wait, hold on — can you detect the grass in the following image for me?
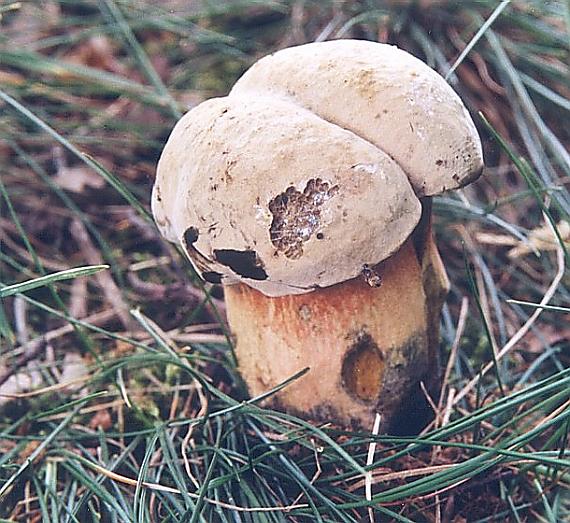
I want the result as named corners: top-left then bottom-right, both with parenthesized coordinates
top-left (0, 0), bottom-right (569, 521)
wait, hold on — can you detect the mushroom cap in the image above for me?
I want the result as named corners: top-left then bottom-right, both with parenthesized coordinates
top-left (152, 40), bottom-right (484, 297)
top-left (231, 39), bottom-right (483, 196)
top-left (152, 95), bottom-right (420, 296)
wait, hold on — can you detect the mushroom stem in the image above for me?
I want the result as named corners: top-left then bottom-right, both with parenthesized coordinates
top-left (225, 201), bottom-right (448, 429)
top-left (413, 198), bottom-right (450, 386)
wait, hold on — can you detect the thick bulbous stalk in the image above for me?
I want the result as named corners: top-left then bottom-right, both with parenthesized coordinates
top-left (225, 198), bottom-right (449, 430)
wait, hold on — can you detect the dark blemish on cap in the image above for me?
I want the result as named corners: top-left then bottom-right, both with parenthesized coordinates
top-left (214, 249), bottom-right (268, 280)
top-left (183, 227), bottom-right (199, 247)
top-left (202, 271), bottom-right (223, 284)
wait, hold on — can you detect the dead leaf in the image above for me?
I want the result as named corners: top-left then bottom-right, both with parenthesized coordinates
top-left (52, 164), bottom-right (105, 193)
top-left (89, 409), bottom-right (113, 431)
top-left (522, 321), bottom-right (570, 353)
top-left (5, 1), bottom-right (60, 46)
top-left (0, 368), bottom-right (42, 409)
top-left (476, 220), bottom-right (570, 258)
top-left (508, 220), bottom-right (570, 258)
top-left (64, 35), bottom-right (127, 75)
top-left (60, 353), bottom-right (89, 391)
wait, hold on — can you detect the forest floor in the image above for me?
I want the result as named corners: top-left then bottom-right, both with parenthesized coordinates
top-left (1, 1), bottom-right (569, 521)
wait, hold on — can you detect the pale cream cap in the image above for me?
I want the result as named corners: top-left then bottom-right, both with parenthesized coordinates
top-left (232, 39), bottom-right (483, 196)
top-left (153, 40), bottom-right (484, 296)
top-left (152, 95), bottom-right (420, 296)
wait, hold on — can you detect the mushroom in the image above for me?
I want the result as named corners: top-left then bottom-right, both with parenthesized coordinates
top-left (152, 40), bottom-right (483, 429)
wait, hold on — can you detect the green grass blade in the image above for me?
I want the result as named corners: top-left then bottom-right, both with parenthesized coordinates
top-left (0, 265), bottom-right (109, 298)
top-left (0, 404), bottom-right (82, 500)
top-left (99, 0), bottom-right (182, 119)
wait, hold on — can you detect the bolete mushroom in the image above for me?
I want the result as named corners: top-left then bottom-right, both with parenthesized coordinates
top-left (152, 40), bottom-right (483, 429)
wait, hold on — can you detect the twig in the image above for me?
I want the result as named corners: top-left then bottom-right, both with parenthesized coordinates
top-left (12, 308), bottom-right (116, 359)
top-left (420, 381), bottom-right (439, 416)
top-left (0, 375), bottom-right (90, 399)
top-left (13, 296), bottom-right (29, 344)
top-left (0, 340), bottom-right (46, 388)
top-left (69, 277), bottom-right (88, 318)
top-left (127, 271), bottom-right (226, 315)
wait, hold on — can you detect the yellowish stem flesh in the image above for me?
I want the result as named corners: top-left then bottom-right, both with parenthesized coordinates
top-left (225, 214), bottom-right (448, 429)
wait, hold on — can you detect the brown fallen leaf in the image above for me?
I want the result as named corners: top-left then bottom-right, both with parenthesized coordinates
top-left (5, 1), bottom-right (60, 46)
top-left (0, 369), bottom-right (43, 408)
top-left (52, 164), bottom-right (106, 193)
top-left (60, 353), bottom-right (89, 391)
top-left (63, 35), bottom-right (127, 76)
top-left (522, 321), bottom-right (570, 353)
top-left (89, 409), bottom-right (113, 431)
